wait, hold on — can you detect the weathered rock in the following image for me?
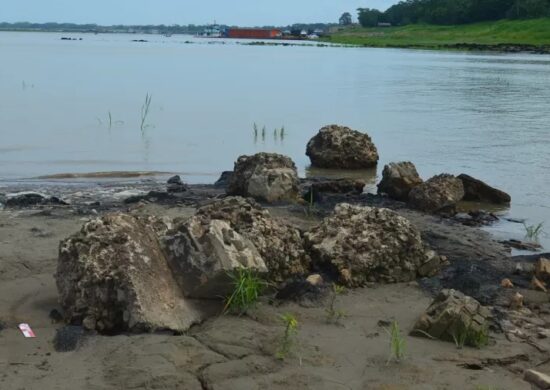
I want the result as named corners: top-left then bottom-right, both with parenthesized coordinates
top-left (501, 278), bottom-right (514, 288)
top-left (535, 258), bottom-right (550, 284)
top-left (532, 276), bottom-right (547, 292)
top-left (412, 289), bottom-right (490, 345)
top-left (377, 162), bottom-right (423, 201)
top-left (309, 178), bottom-right (366, 194)
top-left (306, 274), bottom-right (324, 286)
top-left (227, 153), bottom-right (299, 203)
top-left (458, 174), bottom-right (511, 204)
top-left (163, 218), bottom-right (267, 299)
top-left (4, 192), bottom-right (67, 207)
top-left (304, 204), bottom-right (442, 286)
top-left (408, 174), bottom-right (465, 213)
top-left (510, 292), bottom-right (524, 310)
top-left (124, 190), bottom-right (176, 204)
top-left (214, 171), bottom-right (233, 188)
top-left (524, 369), bottom-right (550, 389)
top-left (306, 125), bottom-right (379, 169)
top-left (166, 175), bottom-right (188, 193)
top-left (166, 197), bottom-right (310, 284)
top-left (56, 213), bottom-right (205, 333)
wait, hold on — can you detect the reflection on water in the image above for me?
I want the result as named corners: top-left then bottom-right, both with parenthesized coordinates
top-left (1, 31), bottom-right (550, 248)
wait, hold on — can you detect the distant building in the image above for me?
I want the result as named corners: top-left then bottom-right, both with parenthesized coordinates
top-left (226, 28), bottom-right (281, 39)
top-left (377, 22), bottom-right (392, 27)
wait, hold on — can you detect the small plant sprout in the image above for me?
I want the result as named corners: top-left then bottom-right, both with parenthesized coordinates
top-left (280, 126), bottom-right (285, 139)
top-left (386, 320), bottom-right (406, 364)
top-left (223, 268), bottom-right (267, 316)
top-left (261, 126), bottom-right (266, 139)
top-left (253, 122), bottom-right (258, 137)
top-left (325, 284), bottom-right (346, 324)
top-left (451, 322), bottom-right (489, 349)
top-left (108, 111), bottom-right (113, 129)
top-left (140, 92), bottom-right (153, 132)
top-left (276, 313), bottom-right (299, 360)
top-left (524, 222), bottom-right (544, 242)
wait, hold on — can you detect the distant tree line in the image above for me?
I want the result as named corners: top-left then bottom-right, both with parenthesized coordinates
top-left (358, 0), bottom-right (550, 27)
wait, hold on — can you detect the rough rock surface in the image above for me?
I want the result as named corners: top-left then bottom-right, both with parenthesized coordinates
top-left (304, 204), bottom-right (442, 286)
top-left (412, 289), bottom-right (490, 345)
top-left (166, 175), bottom-right (188, 193)
top-left (377, 161), bottom-right (423, 201)
top-left (458, 174), bottom-right (511, 204)
top-left (408, 174), bottom-right (465, 213)
top-left (56, 213), bottom-right (205, 333)
top-left (535, 258), bottom-right (550, 284)
top-left (167, 197), bottom-right (311, 284)
top-left (163, 217), bottom-right (267, 298)
top-left (227, 153), bottom-right (299, 203)
top-left (306, 125), bottom-right (379, 169)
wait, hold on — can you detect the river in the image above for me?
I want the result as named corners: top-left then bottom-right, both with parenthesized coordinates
top-left (1, 31), bottom-right (549, 248)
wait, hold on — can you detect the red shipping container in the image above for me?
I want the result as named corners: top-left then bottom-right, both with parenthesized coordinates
top-left (227, 28), bottom-right (281, 39)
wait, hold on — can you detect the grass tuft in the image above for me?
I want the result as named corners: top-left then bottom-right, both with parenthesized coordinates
top-left (325, 284), bottom-right (346, 324)
top-left (276, 313), bottom-right (299, 360)
top-left (386, 320), bottom-right (406, 364)
top-left (524, 222), bottom-right (544, 241)
top-left (223, 268), bottom-right (267, 316)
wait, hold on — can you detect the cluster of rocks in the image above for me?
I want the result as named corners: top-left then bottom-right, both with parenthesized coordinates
top-left (376, 161), bottom-right (510, 215)
top-left (0, 192), bottom-right (67, 208)
top-left (56, 198), bottom-right (446, 333)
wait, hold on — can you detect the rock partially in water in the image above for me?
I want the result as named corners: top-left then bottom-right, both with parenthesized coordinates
top-left (302, 178), bottom-right (366, 203)
top-left (408, 174), bottom-right (465, 214)
top-left (123, 190), bottom-right (176, 204)
top-left (377, 161), bottom-right (423, 201)
top-left (453, 210), bottom-right (499, 227)
top-left (306, 125), bottom-right (379, 169)
top-left (304, 203), bottom-right (442, 286)
top-left (458, 174), bottom-right (511, 204)
top-left (56, 213), bottom-right (205, 333)
top-left (535, 258), bottom-right (550, 284)
top-left (163, 217), bottom-right (267, 299)
top-left (412, 289), bottom-right (490, 345)
top-left (166, 175), bottom-right (188, 193)
top-left (227, 153), bottom-right (299, 203)
top-left (5, 192), bottom-right (68, 207)
top-left (181, 197), bottom-right (311, 283)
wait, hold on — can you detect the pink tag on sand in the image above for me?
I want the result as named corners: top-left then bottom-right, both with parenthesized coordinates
top-left (18, 323), bottom-right (36, 338)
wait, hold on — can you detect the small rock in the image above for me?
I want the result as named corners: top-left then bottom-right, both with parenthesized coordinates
top-left (166, 175), bottom-right (187, 193)
top-left (458, 174), bottom-right (511, 204)
top-left (500, 239), bottom-right (542, 252)
top-left (510, 292), bottom-right (524, 310)
top-left (524, 369), bottom-right (550, 389)
top-left (532, 276), bottom-right (547, 292)
top-left (306, 125), bottom-right (379, 169)
top-left (227, 153), bottom-right (300, 203)
top-left (535, 258), bottom-right (550, 284)
top-left (412, 289), bottom-right (490, 345)
top-left (214, 171), bottom-right (233, 188)
top-left (377, 161), bottom-right (423, 201)
top-left (306, 274), bottom-right (324, 286)
top-left (501, 278), bottom-right (514, 288)
top-left (408, 174), bottom-right (465, 214)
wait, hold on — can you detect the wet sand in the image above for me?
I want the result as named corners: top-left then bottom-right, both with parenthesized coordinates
top-left (0, 183), bottom-right (548, 390)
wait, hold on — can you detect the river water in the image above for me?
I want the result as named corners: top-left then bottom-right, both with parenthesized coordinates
top-left (1, 31), bottom-right (549, 247)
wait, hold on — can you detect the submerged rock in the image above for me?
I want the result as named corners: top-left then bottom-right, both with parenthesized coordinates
top-left (412, 289), bottom-right (491, 345)
top-left (304, 204), bottom-right (442, 286)
top-left (458, 174), bottom-right (511, 204)
top-left (169, 197), bottom-right (311, 283)
top-left (306, 125), bottom-right (379, 169)
top-left (227, 153), bottom-right (299, 203)
top-left (408, 174), bottom-right (465, 214)
top-left (56, 213), bottom-right (205, 333)
top-left (377, 161), bottom-right (423, 201)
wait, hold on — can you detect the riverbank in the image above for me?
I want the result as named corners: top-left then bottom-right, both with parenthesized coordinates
top-left (324, 18), bottom-right (550, 53)
top-left (0, 177), bottom-right (549, 389)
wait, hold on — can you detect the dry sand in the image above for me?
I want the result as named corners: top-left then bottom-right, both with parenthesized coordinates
top-left (0, 196), bottom-right (547, 390)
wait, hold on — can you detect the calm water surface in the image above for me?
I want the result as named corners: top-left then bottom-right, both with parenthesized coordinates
top-left (1, 32), bottom-right (549, 247)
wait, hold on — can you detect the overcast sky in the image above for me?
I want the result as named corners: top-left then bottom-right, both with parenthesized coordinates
top-left (3, 0), bottom-right (398, 26)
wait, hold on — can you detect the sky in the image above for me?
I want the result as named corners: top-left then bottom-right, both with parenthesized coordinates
top-left (2, 0), bottom-right (398, 26)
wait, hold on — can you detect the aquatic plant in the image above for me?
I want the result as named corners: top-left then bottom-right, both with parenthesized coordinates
top-left (325, 284), bottom-right (346, 324)
top-left (223, 268), bottom-right (267, 316)
top-left (276, 313), bottom-right (299, 360)
top-left (261, 126), bottom-right (266, 140)
top-left (524, 222), bottom-right (544, 241)
top-left (140, 93), bottom-right (152, 132)
top-left (108, 111), bottom-right (113, 130)
top-left (280, 126), bottom-right (285, 140)
top-left (253, 122), bottom-right (258, 137)
top-left (386, 320), bottom-right (406, 364)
